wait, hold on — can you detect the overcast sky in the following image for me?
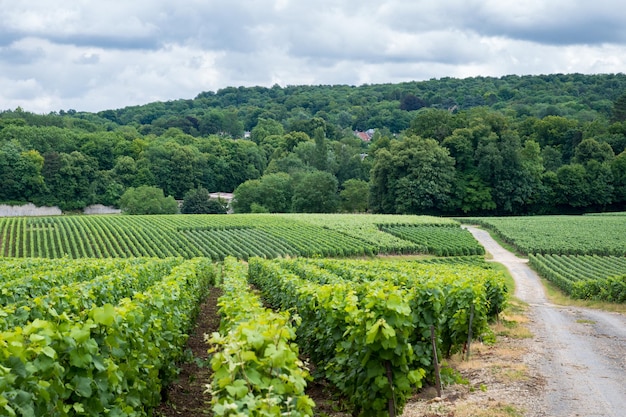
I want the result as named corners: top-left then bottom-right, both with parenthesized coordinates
top-left (2, 0), bottom-right (626, 114)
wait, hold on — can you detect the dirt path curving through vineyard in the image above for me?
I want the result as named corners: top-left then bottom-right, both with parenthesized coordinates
top-left (464, 226), bottom-right (626, 417)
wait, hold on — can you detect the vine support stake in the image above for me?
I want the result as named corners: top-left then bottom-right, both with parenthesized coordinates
top-left (430, 325), bottom-right (442, 397)
top-left (385, 360), bottom-right (396, 417)
top-left (466, 303), bottom-right (475, 361)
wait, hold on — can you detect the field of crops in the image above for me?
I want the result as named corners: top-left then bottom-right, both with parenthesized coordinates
top-left (0, 251), bottom-right (507, 416)
top-left (244, 256), bottom-right (507, 416)
top-left (462, 216), bottom-right (626, 256)
top-left (0, 214), bottom-right (470, 260)
top-left (461, 215), bottom-right (626, 302)
top-left (0, 256), bottom-right (214, 416)
top-left (379, 224), bottom-right (485, 256)
top-left (529, 254), bottom-right (626, 302)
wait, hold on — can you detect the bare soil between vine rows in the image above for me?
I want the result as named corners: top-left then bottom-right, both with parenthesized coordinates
top-left (155, 287), bottom-right (222, 416)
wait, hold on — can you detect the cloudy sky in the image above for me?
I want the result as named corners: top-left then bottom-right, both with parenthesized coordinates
top-left (2, 0), bottom-right (626, 114)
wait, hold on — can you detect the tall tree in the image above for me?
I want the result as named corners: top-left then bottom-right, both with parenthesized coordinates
top-left (119, 186), bottom-right (178, 214)
top-left (292, 171), bottom-right (339, 213)
top-left (312, 127), bottom-right (328, 171)
top-left (339, 179), bottom-right (369, 213)
top-left (181, 186), bottom-right (226, 214)
top-left (369, 136), bottom-right (456, 214)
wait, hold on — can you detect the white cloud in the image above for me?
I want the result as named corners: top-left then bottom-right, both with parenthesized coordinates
top-left (0, 1), bottom-right (625, 113)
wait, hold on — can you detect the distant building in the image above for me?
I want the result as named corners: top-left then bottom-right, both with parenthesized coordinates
top-left (210, 192), bottom-right (234, 213)
top-left (209, 192), bottom-right (233, 204)
top-left (354, 129), bottom-right (375, 142)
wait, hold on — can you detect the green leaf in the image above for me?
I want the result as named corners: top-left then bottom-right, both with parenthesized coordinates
top-left (365, 319), bottom-right (381, 344)
top-left (387, 293), bottom-right (410, 315)
top-left (73, 376), bottom-right (93, 398)
top-left (41, 346), bottom-right (56, 359)
top-left (225, 379), bottom-right (248, 399)
top-left (92, 304), bottom-right (116, 326)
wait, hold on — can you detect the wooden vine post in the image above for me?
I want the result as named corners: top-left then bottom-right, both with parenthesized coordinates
top-left (385, 360), bottom-right (396, 417)
top-left (466, 303), bottom-right (475, 361)
top-left (430, 325), bottom-right (442, 397)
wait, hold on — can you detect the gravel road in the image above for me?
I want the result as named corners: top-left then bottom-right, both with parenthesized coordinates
top-left (464, 226), bottom-right (626, 417)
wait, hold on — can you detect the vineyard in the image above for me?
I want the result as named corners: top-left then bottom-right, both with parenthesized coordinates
top-left (379, 224), bottom-right (485, 256)
top-left (462, 215), bottom-right (626, 256)
top-left (462, 215), bottom-right (626, 303)
top-left (0, 257), bottom-right (214, 416)
top-left (0, 214), bottom-right (467, 260)
top-left (529, 254), bottom-right (626, 302)
top-left (243, 256), bottom-right (507, 416)
top-left (9, 211), bottom-right (626, 415)
top-left (0, 247), bottom-right (508, 416)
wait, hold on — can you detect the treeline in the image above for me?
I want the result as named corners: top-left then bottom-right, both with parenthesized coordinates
top-left (1, 73), bottom-right (626, 214)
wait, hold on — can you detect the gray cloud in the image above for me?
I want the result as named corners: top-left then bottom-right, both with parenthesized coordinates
top-left (0, 1), bottom-right (625, 113)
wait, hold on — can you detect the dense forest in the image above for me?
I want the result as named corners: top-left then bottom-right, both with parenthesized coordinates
top-left (1, 73), bottom-right (626, 215)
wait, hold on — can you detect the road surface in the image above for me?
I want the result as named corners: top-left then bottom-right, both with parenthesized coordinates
top-left (464, 226), bottom-right (626, 417)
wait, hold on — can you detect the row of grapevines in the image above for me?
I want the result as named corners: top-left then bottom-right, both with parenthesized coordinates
top-left (278, 213), bottom-right (456, 253)
top-left (206, 257), bottom-right (314, 416)
top-left (0, 258), bottom-right (154, 305)
top-left (416, 255), bottom-right (491, 268)
top-left (0, 258), bottom-right (214, 416)
top-left (379, 224), bottom-right (485, 256)
top-left (0, 214), bottom-right (469, 260)
top-left (529, 254), bottom-right (626, 302)
top-left (462, 216), bottom-right (626, 256)
top-left (248, 257), bottom-right (507, 416)
top-left (274, 258), bottom-right (506, 352)
top-left (1, 258), bottom-right (182, 331)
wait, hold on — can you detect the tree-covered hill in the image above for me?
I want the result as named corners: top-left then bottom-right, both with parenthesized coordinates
top-left (1, 73), bottom-right (626, 215)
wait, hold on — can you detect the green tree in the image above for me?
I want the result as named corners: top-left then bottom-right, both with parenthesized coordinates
top-left (119, 186), bottom-right (178, 214)
top-left (476, 133), bottom-right (538, 214)
top-left (555, 164), bottom-right (590, 208)
top-left (369, 148), bottom-right (396, 213)
top-left (611, 151), bottom-right (626, 205)
top-left (88, 171), bottom-right (124, 207)
top-left (312, 127), bottom-right (328, 171)
top-left (232, 179), bottom-right (262, 213)
top-left (145, 140), bottom-right (200, 198)
top-left (250, 118), bottom-right (284, 144)
top-left (112, 156), bottom-right (139, 187)
top-left (232, 173), bottom-right (293, 213)
top-left (450, 172), bottom-right (495, 214)
top-left (339, 179), bottom-right (369, 212)
top-left (181, 186), bottom-right (228, 214)
top-left (0, 142), bottom-right (45, 203)
top-left (407, 109), bottom-right (457, 142)
top-left (370, 136), bottom-right (456, 214)
top-left (585, 160), bottom-right (614, 209)
top-left (533, 116), bottom-right (581, 163)
top-left (611, 92), bottom-right (626, 122)
top-left (292, 171), bottom-right (339, 213)
top-left (42, 151), bottom-right (97, 210)
top-left (573, 138), bottom-right (614, 165)
top-left (257, 173), bottom-right (293, 213)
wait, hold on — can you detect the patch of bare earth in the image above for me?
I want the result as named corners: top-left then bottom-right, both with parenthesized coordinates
top-left (155, 287), bottom-right (223, 417)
